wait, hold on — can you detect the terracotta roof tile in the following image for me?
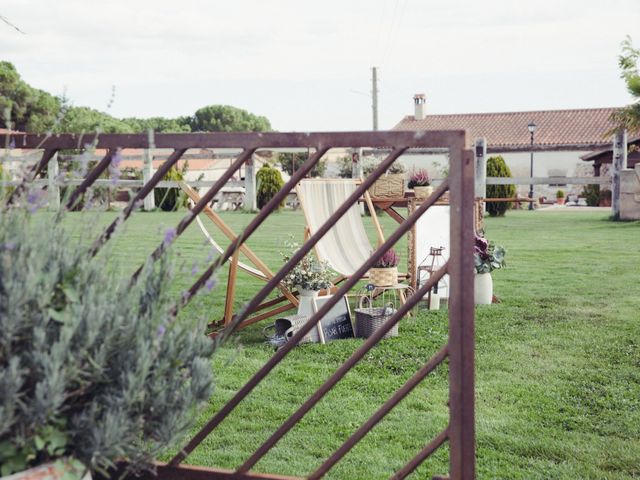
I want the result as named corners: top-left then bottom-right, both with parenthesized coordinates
top-left (392, 107), bottom-right (624, 150)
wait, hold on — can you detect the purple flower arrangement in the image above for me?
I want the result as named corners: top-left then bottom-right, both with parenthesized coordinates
top-left (373, 248), bottom-right (400, 268)
top-left (474, 233), bottom-right (506, 274)
top-left (408, 169), bottom-right (431, 188)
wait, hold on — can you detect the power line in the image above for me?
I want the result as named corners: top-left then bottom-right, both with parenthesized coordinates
top-left (0, 14), bottom-right (26, 34)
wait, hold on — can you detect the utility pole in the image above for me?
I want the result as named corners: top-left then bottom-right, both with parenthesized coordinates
top-left (372, 67), bottom-right (379, 131)
top-left (612, 129), bottom-right (627, 220)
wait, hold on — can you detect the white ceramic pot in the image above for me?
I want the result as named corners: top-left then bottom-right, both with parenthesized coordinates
top-left (297, 287), bottom-right (320, 298)
top-left (474, 272), bottom-right (493, 305)
top-left (413, 185), bottom-right (434, 199)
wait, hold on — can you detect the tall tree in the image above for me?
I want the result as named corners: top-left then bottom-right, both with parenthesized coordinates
top-left (122, 116), bottom-right (191, 133)
top-left (0, 61), bottom-right (61, 132)
top-left (56, 106), bottom-right (133, 134)
top-left (279, 152), bottom-right (326, 178)
top-left (186, 105), bottom-right (271, 132)
top-left (611, 36), bottom-right (640, 130)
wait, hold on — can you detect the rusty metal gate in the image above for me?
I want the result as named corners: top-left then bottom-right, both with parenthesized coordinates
top-left (6, 131), bottom-right (475, 479)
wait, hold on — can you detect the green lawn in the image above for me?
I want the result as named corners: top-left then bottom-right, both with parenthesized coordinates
top-left (68, 208), bottom-right (640, 479)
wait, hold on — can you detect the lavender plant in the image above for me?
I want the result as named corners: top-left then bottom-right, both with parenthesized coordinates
top-left (0, 206), bottom-right (215, 476)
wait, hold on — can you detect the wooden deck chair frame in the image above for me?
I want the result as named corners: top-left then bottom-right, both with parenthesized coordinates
top-left (180, 182), bottom-right (299, 330)
top-left (296, 178), bottom-right (386, 285)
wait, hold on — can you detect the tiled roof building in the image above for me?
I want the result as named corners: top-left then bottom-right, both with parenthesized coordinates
top-left (393, 96), bottom-right (623, 152)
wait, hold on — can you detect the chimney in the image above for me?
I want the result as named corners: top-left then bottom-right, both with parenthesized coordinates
top-left (413, 93), bottom-right (426, 121)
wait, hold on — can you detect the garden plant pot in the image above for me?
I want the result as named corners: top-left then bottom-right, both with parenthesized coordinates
top-left (297, 287), bottom-right (320, 298)
top-left (5, 460), bottom-right (91, 480)
top-left (474, 272), bottom-right (493, 305)
top-left (413, 185), bottom-right (434, 199)
top-left (369, 267), bottom-right (398, 287)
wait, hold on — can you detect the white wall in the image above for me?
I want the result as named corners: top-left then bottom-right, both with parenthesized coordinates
top-left (387, 150), bottom-right (596, 199)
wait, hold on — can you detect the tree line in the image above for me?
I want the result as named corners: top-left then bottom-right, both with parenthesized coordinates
top-left (0, 61), bottom-right (271, 134)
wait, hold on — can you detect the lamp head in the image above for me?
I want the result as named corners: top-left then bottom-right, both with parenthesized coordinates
top-left (527, 121), bottom-right (537, 134)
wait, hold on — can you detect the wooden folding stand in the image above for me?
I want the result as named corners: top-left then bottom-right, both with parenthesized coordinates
top-left (180, 183), bottom-right (299, 332)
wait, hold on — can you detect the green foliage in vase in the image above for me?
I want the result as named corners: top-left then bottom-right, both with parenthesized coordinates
top-left (256, 164), bottom-right (284, 210)
top-left (0, 208), bottom-right (215, 476)
top-left (280, 236), bottom-right (333, 291)
top-left (486, 155), bottom-right (515, 217)
top-left (362, 157), bottom-right (405, 177)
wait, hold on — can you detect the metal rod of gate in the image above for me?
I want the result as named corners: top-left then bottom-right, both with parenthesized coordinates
top-left (4, 148), bottom-right (58, 207)
top-left (129, 148), bottom-right (257, 279)
top-left (237, 262), bottom-right (450, 473)
top-left (308, 345), bottom-right (449, 479)
top-left (89, 148), bottom-right (188, 256)
top-left (168, 147), bottom-right (413, 465)
top-left (178, 146), bottom-right (333, 309)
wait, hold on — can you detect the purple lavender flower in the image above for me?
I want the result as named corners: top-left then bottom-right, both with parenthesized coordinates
top-left (205, 277), bottom-right (217, 292)
top-left (156, 324), bottom-right (166, 338)
top-left (191, 263), bottom-right (199, 276)
top-left (109, 151), bottom-right (123, 185)
top-left (408, 168), bottom-right (431, 188)
top-left (26, 189), bottom-right (46, 213)
top-left (163, 228), bottom-right (177, 247)
top-left (2, 241), bottom-right (16, 251)
top-left (111, 150), bottom-right (123, 167)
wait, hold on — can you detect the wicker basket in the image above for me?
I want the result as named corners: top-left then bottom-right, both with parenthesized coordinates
top-left (355, 306), bottom-right (398, 339)
top-left (369, 174), bottom-right (404, 198)
top-left (369, 266), bottom-right (398, 287)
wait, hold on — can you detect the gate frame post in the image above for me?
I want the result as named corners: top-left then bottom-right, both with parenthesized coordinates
top-left (447, 146), bottom-right (476, 479)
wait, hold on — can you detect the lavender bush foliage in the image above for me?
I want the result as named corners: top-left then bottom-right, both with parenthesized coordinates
top-left (0, 207), bottom-right (215, 476)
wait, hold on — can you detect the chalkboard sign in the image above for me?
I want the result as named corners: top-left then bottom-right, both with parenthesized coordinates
top-left (314, 295), bottom-right (354, 341)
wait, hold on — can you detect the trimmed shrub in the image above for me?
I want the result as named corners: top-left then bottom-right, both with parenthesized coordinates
top-left (486, 156), bottom-right (515, 217)
top-left (582, 184), bottom-right (600, 206)
top-left (256, 164), bottom-right (284, 210)
top-left (0, 208), bottom-right (215, 476)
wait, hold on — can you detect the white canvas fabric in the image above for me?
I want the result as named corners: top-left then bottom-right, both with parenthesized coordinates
top-left (297, 179), bottom-right (373, 276)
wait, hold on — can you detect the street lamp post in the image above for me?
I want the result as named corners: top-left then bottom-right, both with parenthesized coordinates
top-left (528, 121), bottom-right (537, 210)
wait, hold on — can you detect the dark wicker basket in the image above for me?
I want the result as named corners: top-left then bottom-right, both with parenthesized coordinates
top-left (354, 306), bottom-right (398, 339)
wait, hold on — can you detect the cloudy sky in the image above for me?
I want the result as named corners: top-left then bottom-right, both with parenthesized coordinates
top-left (2, 0), bottom-right (640, 131)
